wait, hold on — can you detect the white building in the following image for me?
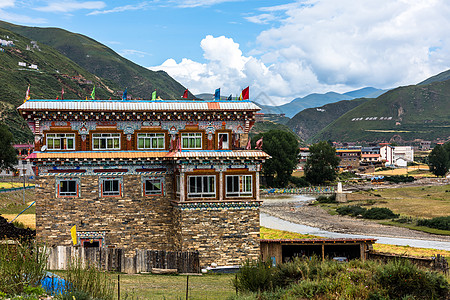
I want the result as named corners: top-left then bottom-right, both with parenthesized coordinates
top-left (380, 145), bottom-right (414, 167)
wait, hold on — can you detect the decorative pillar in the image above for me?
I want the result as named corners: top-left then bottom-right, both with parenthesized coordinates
top-left (219, 171), bottom-right (223, 201)
top-left (81, 135), bottom-right (87, 151)
top-left (180, 172), bottom-right (185, 202)
top-left (255, 172), bottom-right (260, 200)
top-left (126, 134), bottom-right (132, 150)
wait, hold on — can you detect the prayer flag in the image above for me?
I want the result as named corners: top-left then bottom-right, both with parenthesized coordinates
top-left (256, 137), bottom-right (263, 149)
top-left (24, 85), bottom-right (30, 103)
top-left (61, 87), bottom-right (64, 100)
top-left (227, 94), bottom-right (232, 100)
top-left (152, 90), bottom-right (157, 100)
top-left (70, 225), bottom-right (77, 245)
top-left (122, 88), bottom-right (127, 100)
top-left (90, 86), bottom-right (95, 100)
top-left (241, 86), bottom-right (249, 100)
top-left (214, 88), bottom-right (220, 101)
top-left (182, 89), bottom-right (188, 99)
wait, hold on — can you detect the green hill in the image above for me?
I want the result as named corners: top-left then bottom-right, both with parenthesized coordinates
top-left (0, 21), bottom-right (192, 100)
top-left (312, 79), bottom-right (450, 143)
top-left (0, 26), bottom-right (120, 142)
top-left (287, 98), bottom-right (370, 142)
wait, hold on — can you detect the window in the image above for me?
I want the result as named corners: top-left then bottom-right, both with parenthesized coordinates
top-left (92, 133), bottom-right (120, 150)
top-left (181, 133), bottom-right (202, 149)
top-left (226, 175), bottom-right (252, 197)
top-left (187, 175), bottom-right (215, 198)
top-left (56, 178), bottom-right (79, 197)
top-left (47, 133), bottom-right (75, 150)
top-left (100, 178), bottom-right (122, 196)
top-left (218, 133), bottom-right (229, 149)
top-left (144, 178), bottom-right (163, 195)
top-left (137, 133), bottom-right (165, 149)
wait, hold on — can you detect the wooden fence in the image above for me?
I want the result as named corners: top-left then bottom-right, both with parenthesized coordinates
top-left (47, 246), bottom-right (200, 274)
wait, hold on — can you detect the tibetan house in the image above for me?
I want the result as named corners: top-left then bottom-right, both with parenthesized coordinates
top-left (18, 99), bottom-right (269, 266)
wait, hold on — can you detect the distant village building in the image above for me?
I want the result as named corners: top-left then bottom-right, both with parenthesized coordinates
top-left (335, 147), bottom-right (361, 169)
top-left (0, 144), bottom-right (34, 176)
top-left (380, 145), bottom-right (414, 167)
top-left (18, 98), bottom-right (268, 267)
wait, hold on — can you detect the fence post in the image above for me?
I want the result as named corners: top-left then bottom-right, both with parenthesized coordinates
top-left (117, 274), bottom-right (120, 300)
top-left (186, 275), bottom-right (189, 300)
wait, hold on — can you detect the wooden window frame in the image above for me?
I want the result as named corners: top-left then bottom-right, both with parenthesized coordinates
top-left (186, 174), bottom-right (216, 198)
top-left (142, 176), bottom-right (164, 196)
top-left (92, 133), bottom-right (121, 150)
top-left (46, 133), bottom-right (76, 150)
top-left (181, 132), bottom-right (203, 150)
top-left (56, 177), bottom-right (80, 197)
top-left (137, 132), bottom-right (166, 150)
top-left (99, 177), bottom-right (123, 197)
top-left (225, 174), bottom-right (253, 197)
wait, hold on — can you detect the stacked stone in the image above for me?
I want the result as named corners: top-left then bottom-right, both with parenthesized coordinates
top-left (0, 214), bottom-right (35, 240)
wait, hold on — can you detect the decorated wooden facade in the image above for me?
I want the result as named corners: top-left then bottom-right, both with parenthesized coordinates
top-left (18, 99), bottom-right (268, 266)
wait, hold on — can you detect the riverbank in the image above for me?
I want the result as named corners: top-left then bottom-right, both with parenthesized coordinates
top-left (260, 194), bottom-right (450, 243)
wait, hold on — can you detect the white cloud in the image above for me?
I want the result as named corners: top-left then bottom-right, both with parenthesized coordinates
top-left (172, 0), bottom-right (241, 8)
top-left (254, 0), bottom-right (450, 89)
top-left (88, 2), bottom-right (149, 15)
top-left (152, 1), bottom-right (450, 105)
top-left (119, 49), bottom-right (151, 58)
top-left (0, 1), bottom-right (47, 23)
top-left (0, 0), bottom-right (15, 9)
top-left (35, 1), bottom-right (105, 13)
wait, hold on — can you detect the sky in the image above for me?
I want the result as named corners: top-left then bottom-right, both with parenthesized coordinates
top-left (1, 0), bottom-right (450, 105)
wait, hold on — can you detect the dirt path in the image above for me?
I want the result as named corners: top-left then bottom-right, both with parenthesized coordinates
top-left (261, 197), bottom-right (450, 243)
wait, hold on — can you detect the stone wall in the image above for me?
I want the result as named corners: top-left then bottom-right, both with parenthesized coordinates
top-left (35, 174), bottom-right (176, 254)
top-left (175, 203), bottom-right (260, 267)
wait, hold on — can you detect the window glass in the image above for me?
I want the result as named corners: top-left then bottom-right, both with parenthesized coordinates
top-left (59, 179), bottom-right (77, 196)
top-left (137, 133), bottom-right (165, 149)
top-left (187, 175), bottom-right (215, 198)
top-left (144, 178), bottom-right (163, 195)
top-left (181, 133), bottom-right (202, 149)
top-left (92, 133), bottom-right (120, 150)
top-left (46, 133), bottom-right (75, 150)
top-left (102, 179), bottom-right (120, 196)
top-left (225, 175), bottom-right (253, 197)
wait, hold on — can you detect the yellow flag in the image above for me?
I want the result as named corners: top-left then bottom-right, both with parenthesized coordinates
top-left (70, 225), bottom-right (77, 245)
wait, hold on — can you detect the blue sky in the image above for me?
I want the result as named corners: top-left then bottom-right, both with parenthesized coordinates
top-left (1, 0), bottom-right (450, 105)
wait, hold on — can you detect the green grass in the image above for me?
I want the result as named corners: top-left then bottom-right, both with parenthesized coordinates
top-left (379, 221), bottom-right (450, 236)
top-left (52, 272), bottom-right (236, 300)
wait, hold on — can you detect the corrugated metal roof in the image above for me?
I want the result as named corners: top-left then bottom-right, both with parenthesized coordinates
top-left (30, 150), bottom-right (269, 160)
top-left (18, 99), bottom-right (261, 112)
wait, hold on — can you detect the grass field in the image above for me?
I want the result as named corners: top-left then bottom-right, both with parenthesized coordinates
top-left (348, 184), bottom-right (450, 219)
top-left (371, 165), bottom-right (433, 177)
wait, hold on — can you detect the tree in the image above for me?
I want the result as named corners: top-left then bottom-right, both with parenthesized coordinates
top-left (427, 144), bottom-right (450, 177)
top-left (0, 124), bottom-right (17, 171)
top-left (305, 141), bottom-right (340, 185)
top-left (254, 130), bottom-right (299, 187)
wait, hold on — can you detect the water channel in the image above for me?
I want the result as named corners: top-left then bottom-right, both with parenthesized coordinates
top-left (260, 194), bottom-right (450, 251)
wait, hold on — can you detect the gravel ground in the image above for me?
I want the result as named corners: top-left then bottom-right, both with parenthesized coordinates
top-left (261, 179), bottom-right (450, 242)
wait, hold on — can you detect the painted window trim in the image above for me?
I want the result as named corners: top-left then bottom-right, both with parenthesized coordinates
top-left (187, 175), bottom-right (216, 198)
top-left (46, 133), bottom-right (76, 150)
top-left (137, 133), bottom-right (165, 150)
top-left (141, 176), bottom-right (165, 196)
top-left (181, 132), bottom-right (202, 150)
top-left (92, 133), bottom-right (121, 150)
top-left (55, 177), bottom-right (80, 197)
top-left (225, 174), bottom-right (253, 197)
top-left (99, 177), bottom-right (123, 197)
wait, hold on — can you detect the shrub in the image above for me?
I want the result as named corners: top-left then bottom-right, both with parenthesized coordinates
top-left (232, 259), bottom-right (274, 293)
top-left (61, 259), bottom-right (114, 300)
top-left (362, 207), bottom-right (399, 219)
top-left (417, 216), bottom-right (450, 230)
top-left (336, 205), bottom-right (367, 217)
top-left (0, 241), bottom-right (47, 295)
top-left (384, 175), bottom-right (415, 183)
top-left (289, 176), bottom-right (309, 187)
top-left (316, 194), bottom-right (336, 203)
top-left (373, 259), bottom-right (449, 299)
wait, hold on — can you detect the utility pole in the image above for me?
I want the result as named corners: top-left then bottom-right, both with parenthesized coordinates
top-left (22, 167), bottom-right (26, 205)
